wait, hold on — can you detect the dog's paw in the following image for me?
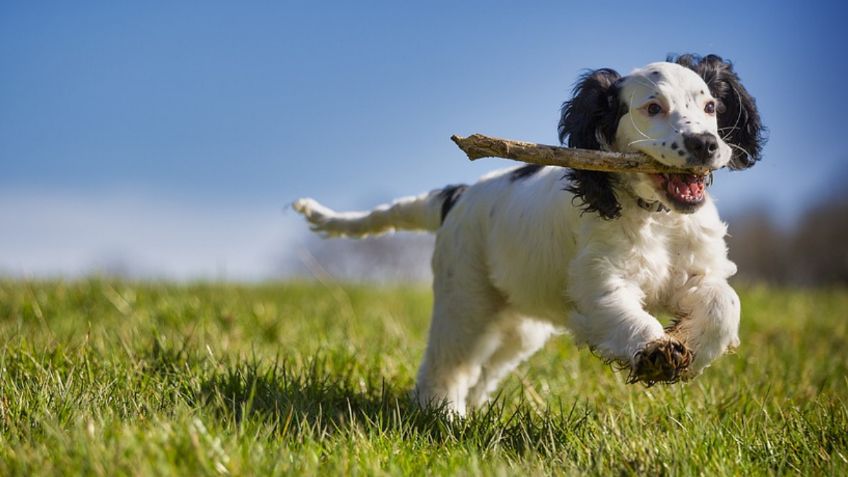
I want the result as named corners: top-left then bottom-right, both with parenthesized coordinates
top-left (628, 336), bottom-right (693, 386)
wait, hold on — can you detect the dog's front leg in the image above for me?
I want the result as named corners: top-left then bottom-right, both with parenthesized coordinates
top-left (567, 276), bottom-right (692, 385)
top-left (668, 277), bottom-right (741, 378)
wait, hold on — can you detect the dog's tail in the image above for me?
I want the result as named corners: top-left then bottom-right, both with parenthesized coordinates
top-left (292, 184), bottom-right (467, 238)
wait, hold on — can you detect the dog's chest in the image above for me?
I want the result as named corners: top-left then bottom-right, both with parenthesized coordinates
top-left (624, 218), bottom-right (697, 306)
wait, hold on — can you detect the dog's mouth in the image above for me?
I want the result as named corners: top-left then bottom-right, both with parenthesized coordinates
top-left (649, 173), bottom-right (710, 208)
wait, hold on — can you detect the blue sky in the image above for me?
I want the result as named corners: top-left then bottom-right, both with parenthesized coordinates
top-left (1, 1), bottom-right (845, 279)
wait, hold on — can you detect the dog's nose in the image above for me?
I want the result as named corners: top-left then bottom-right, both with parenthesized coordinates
top-left (682, 132), bottom-right (719, 164)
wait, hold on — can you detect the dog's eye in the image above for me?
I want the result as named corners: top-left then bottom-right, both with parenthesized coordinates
top-left (646, 103), bottom-right (663, 116)
top-left (704, 101), bottom-right (716, 115)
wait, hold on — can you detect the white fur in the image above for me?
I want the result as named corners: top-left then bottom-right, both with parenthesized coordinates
top-left (293, 62), bottom-right (741, 416)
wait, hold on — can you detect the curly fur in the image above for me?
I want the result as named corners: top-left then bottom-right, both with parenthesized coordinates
top-left (559, 68), bottom-right (625, 220)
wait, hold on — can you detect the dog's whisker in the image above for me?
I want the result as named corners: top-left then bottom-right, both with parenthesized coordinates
top-left (718, 126), bottom-right (740, 140)
top-left (626, 138), bottom-right (654, 148)
top-left (627, 92), bottom-right (652, 140)
top-left (727, 142), bottom-right (752, 161)
top-left (720, 85), bottom-right (745, 142)
top-left (706, 75), bottom-right (718, 89)
top-left (631, 75), bottom-right (661, 91)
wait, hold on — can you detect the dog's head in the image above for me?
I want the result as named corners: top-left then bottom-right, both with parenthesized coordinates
top-left (559, 54), bottom-right (766, 218)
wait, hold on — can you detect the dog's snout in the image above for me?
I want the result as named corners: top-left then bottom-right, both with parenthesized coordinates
top-left (682, 132), bottom-right (719, 163)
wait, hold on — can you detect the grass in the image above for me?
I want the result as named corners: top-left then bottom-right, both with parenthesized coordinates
top-left (0, 279), bottom-right (846, 476)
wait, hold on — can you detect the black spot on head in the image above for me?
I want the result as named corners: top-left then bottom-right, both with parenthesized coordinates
top-left (439, 184), bottom-right (468, 223)
top-left (662, 141), bottom-right (666, 146)
top-left (510, 164), bottom-right (543, 182)
top-left (671, 142), bottom-right (678, 150)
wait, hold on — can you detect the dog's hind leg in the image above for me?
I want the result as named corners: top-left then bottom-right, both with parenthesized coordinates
top-left (413, 237), bottom-right (507, 417)
top-left (413, 292), bottom-right (505, 417)
top-left (466, 316), bottom-right (555, 409)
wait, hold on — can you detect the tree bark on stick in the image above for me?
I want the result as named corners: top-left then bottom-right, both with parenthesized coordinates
top-left (451, 133), bottom-right (711, 175)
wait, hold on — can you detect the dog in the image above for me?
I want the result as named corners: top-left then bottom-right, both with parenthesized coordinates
top-left (293, 54), bottom-right (765, 416)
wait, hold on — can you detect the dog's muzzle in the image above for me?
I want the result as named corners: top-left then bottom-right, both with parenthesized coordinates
top-left (682, 132), bottom-right (719, 165)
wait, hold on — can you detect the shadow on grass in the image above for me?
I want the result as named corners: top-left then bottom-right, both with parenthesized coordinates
top-left (194, 354), bottom-right (594, 457)
top-left (132, 335), bottom-right (679, 472)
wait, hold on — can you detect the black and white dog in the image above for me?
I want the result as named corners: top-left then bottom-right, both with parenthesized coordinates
top-left (294, 54), bottom-right (764, 416)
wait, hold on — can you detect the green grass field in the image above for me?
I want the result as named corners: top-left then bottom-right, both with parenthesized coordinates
top-left (0, 280), bottom-right (846, 476)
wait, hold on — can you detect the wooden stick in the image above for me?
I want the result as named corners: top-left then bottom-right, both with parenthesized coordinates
top-left (451, 133), bottom-right (711, 175)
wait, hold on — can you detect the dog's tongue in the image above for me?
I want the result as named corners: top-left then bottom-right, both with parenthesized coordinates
top-left (667, 174), bottom-right (706, 203)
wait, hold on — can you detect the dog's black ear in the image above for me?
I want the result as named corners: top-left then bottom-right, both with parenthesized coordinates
top-left (671, 54), bottom-right (767, 170)
top-left (558, 68), bottom-right (624, 220)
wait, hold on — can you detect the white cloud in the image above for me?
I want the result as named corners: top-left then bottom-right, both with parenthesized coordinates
top-left (0, 191), bottom-right (303, 281)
